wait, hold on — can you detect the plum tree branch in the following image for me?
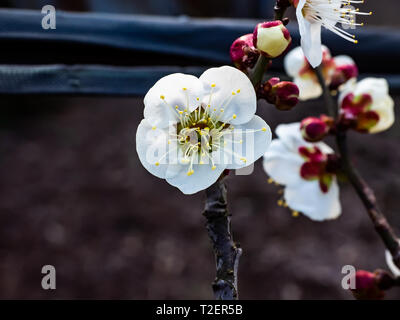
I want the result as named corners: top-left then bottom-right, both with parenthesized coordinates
top-left (314, 67), bottom-right (400, 270)
top-left (203, 176), bottom-right (242, 300)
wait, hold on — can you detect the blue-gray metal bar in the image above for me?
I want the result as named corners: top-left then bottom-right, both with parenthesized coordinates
top-left (0, 65), bottom-right (207, 95)
top-left (0, 9), bottom-right (399, 95)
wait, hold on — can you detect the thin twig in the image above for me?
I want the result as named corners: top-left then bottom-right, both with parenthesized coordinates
top-left (274, 0), bottom-right (291, 21)
top-left (336, 132), bottom-right (400, 268)
top-left (203, 177), bottom-right (242, 300)
top-left (314, 66), bottom-right (336, 118)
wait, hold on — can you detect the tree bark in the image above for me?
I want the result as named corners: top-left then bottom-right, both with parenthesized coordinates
top-left (203, 177), bottom-right (242, 300)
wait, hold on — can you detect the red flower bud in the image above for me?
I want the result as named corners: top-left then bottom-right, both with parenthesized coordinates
top-left (351, 270), bottom-right (385, 300)
top-left (330, 64), bottom-right (358, 90)
top-left (253, 21), bottom-right (291, 58)
top-left (230, 34), bottom-right (259, 71)
top-left (300, 117), bottom-right (330, 142)
top-left (260, 78), bottom-right (299, 111)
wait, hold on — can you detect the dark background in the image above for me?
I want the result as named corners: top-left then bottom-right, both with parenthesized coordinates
top-left (0, 0), bottom-right (399, 299)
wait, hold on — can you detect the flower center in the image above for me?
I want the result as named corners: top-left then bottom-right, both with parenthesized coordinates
top-left (340, 93), bottom-right (379, 131)
top-left (298, 145), bottom-right (333, 193)
top-left (174, 105), bottom-right (234, 175)
top-left (154, 85), bottom-right (267, 176)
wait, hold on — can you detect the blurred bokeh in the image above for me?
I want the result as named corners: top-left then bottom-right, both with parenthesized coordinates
top-left (0, 0), bottom-right (399, 299)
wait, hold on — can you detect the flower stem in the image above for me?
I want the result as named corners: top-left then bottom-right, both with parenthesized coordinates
top-left (203, 176), bottom-right (242, 300)
top-left (314, 69), bottom-right (400, 270)
top-left (250, 55), bottom-right (269, 88)
top-left (314, 66), bottom-right (336, 118)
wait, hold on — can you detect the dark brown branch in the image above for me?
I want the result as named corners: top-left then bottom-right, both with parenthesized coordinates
top-left (203, 177), bottom-right (242, 300)
top-left (274, 0), bottom-right (291, 21)
top-left (313, 67), bottom-right (400, 270)
top-left (336, 132), bottom-right (400, 269)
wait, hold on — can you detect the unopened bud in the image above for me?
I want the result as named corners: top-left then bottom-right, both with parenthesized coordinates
top-left (230, 34), bottom-right (259, 70)
top-left (253, 21), bottom-right (291, 58)
top-left (351, 270), bottom-right (385, 300)
top-left (300, 116), bottom-right (331, 142)
top-left (260, 78), bottom-right (299, 111)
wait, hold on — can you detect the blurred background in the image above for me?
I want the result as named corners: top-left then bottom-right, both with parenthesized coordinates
top-left (0, 0), bottom-right (399, 299)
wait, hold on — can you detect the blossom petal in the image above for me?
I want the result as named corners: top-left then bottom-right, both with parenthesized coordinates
top-left (136, 119), bottom-right (180, 179)
top-left (284, 46), bottom-right (307, 78)
top-left (166, 161), bottom-right (226, 195)
top-left (355, 78), bottom-right (389, 103)
top-left (296, 1), bottom-right (323, 68)
top-left (200, 66), bottom-right (256, 125)
top-left (284, 178), bottom-right (341, 221)
top-left (385, 247), bottom-right (400, 277)
top-left (144, 73), bottom-right (205, 128)
top-left (333, 55), bottom-right (355, 67)
top-left (369, 95), bottom-right (395, 133)
top-left (295, 77), bottom-right (322, 101)
top-left (263, 139), bottom-right (304, 186)
top-left (223, 115), bottom-right (272, 169)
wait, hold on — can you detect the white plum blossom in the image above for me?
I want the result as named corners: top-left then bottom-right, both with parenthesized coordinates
top-left (339, 78), bottom-right (395, 133)
top-left (263, 123), bottom-right (341, 221)
top-left (294, 0), bottom-right (371, 67)
top-left (136, 66), bottom-right (272, 194)
top-left (284, 45), bottom-right (335, 100)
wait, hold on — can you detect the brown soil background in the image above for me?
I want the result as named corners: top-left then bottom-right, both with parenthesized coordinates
top-left (0, 94), bottom-right (399, 299)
